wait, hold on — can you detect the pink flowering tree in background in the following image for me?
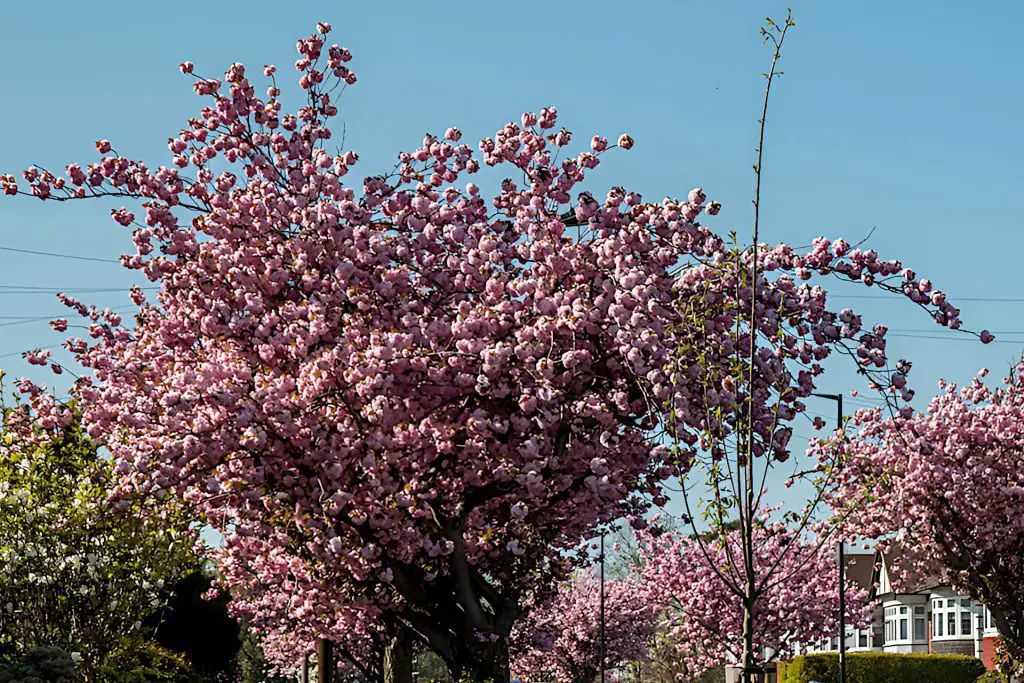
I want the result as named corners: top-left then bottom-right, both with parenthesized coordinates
top-left (825, 366), bottom-right (1024, 670)
top-left (218, 537), bottom-right (389, 681)
top-left (634, 514), bottom-right (870, 679)
top-left (510, 568), bottom-right (656, 683)
top-left (1, 16), bottom-right (986, 683)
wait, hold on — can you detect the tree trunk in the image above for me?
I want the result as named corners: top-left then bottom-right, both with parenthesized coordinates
top-left (452, 639), bottom-right (510, 683)
top-left (384, 624), bottom-right (413, 683)
top-left (988, 605), bottom-right (1024, 679)
top-left (741, 594), bottom-right (757, 683)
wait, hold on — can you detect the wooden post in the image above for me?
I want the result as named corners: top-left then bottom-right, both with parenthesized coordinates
top-left (317, 639), bottom-right (334, 683)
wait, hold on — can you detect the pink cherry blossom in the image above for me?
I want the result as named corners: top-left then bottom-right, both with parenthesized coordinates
top-left (635, 517), bottom-right (870, 678)
top-left (827, 365), bottom-right (1024, 667)
top-left (511, 568), bottom-right (655, 683)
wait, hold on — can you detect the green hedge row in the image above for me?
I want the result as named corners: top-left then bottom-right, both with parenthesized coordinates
top-left (777, 652), bottom-right (987, 683)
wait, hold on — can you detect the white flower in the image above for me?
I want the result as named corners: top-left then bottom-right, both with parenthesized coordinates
top-left (70, 652), bottom-right (82, 663)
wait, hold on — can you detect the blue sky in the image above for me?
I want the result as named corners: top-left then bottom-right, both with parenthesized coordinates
top-left (1, 1), bottom-right (1022, 517)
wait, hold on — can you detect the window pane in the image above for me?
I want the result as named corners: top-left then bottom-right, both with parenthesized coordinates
top-left (900, 619), bottom-right (908, 640)
top-left (900, 606), bottom-right (908, 614)
top-left (915, 606), bottom-right (925, 615)
top-left (938, 617), bottom-right (944, 636)
top-left (860, 632), bottom-right (868, 647)
top-left (962, 612), bottom-right (972, 635)
top-left (915, 618), bottom-right (926, 640)
top-left (948, 612), bottom-right (956, 636)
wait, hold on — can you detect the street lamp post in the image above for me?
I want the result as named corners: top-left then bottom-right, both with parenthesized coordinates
top-left (600, 531), bottom-right (606, 683)
top-left (316, 638), bottom-right (334, 683)
top-left (812, 392), bottom-right (846, 683)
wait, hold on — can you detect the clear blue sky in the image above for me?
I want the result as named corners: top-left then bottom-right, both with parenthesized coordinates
top-left (1, 1), bottom-right (1022, 515)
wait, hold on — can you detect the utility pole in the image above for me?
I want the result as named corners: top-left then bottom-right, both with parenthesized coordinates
top-left (813, 392), bottom-right (846, 683)
top-left (317, 638), bottom-right (334, 683)
top-left (600, 531), bottom-right (606, 683)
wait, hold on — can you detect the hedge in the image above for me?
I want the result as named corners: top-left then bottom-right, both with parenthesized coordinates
top-left (777, 652), bottom-right (987, 683)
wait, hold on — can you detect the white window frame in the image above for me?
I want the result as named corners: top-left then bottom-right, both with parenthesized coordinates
top-left (884, 605), bottom-right (913, 644)
top-left (932, 597), bottom-right (980, 639)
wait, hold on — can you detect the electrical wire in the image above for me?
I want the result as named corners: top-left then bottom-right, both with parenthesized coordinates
top-left (0, 245), bottom-right (119, 263)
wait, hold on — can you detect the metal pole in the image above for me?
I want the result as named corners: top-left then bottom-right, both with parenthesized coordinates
top-left (839, 536), bottom-right (847, 683)
top-left (600, 531), bottom-right (606, 683)
top-left (837, 394), bottom-right (847, 683)
top-left (813, 393), bottom-right (846, 683)
top-left (317, 638), bottom-right (334, 683)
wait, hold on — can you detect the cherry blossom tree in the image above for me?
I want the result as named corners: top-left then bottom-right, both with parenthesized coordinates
top-left (2, 23), bottom-right (721, 680)
top-left (633, 515), bottom-right (870, 679)
top-left (217, 538), bottom-right (387, 682)
top-left (2, 19), bottom-right (978, 683)
top-left (826, 366), bottom-right (1024, 670)
top-left (510, 568), bottom-right (655, 683)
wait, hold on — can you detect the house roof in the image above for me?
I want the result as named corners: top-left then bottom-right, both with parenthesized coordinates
top-left (868, 543), bottom-right (946, 599)
top-left (844, 552), bottom-right (875, 594)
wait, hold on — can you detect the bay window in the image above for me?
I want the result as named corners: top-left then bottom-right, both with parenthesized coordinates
top-left (932, 597), bottom-right (980, 638)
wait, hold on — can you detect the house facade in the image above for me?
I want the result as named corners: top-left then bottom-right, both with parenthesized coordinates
top-left (802, 549), bottom-right (1001, 670)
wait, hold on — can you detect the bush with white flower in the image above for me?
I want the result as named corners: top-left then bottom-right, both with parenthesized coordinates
top-left (0, 382), bottom-right (200, 682)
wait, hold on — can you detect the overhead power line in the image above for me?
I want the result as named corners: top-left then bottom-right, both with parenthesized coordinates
top-left (831, 294), bottom-right (1024, 303)
top-left (0, 343), bottom-right (63, 360)
top-left (887, 332), bottom-right (1024, 344)
top-left (0, 245), bottom-right (118, 263)
top-left (0, 304), bottom-right (135, 328)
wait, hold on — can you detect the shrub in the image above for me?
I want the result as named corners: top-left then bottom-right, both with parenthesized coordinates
top-left (976, 672), bottom-right (1006, 683)
top-left (778, 652), bottom-right (986, 683)
top-left (97, 638), bottom-right (201, 683)
top-left (0, 646), bottom-right (77, 683)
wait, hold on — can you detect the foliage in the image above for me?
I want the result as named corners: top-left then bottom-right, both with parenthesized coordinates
top-left (510, 568), bottom-right (656, 683)
top-left (778, 652), bottom-right (986, 683)
top-left (96, 638), bottom-right (201, 683)
top-left (0, 393), bottom-right (200, 682)
top-left (976, 672), bottom-right (1007, 683)
top-left (236, 628), bottom-right (292, 683)
top-left (0, 647), bottom-right (77, 683)
top-left (828, 365), bottom-right (1024, 668)
top-left (974, 671), bottom-right (1007, 683)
